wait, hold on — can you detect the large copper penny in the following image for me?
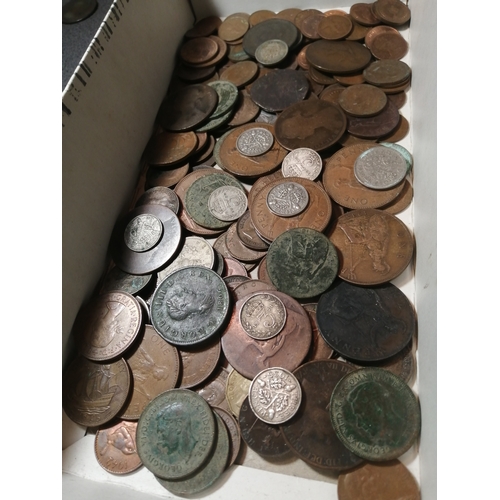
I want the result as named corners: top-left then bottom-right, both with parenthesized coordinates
top-left (350, 3), bottom-right (382, 26)
top-left (306, 40), bottom-right (372, 74)
top-left (368, 29), bottom-right (409, 60)
top-left (219, 60), bottom-right (258, 88)
top-left (221, 290), bottom-right (312, 380)
top-left (346, 99), bottom-right (401, 139)
top-left (280, 359), bottom-right (364, 470)
top-left (339, 84), bottom-right (388, 117)
top-left (317, 14), bottom-right (353, 40)
top-left (329, 208), bottom-right (414, 285)
top-left (274, 99), bottom-right (347, 152)
top-left (218, 16), bottom-right (249, 42)
top-left (145, 131), bottom-right (198, 166)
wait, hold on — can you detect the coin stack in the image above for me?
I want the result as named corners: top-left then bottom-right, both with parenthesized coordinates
top-left (63, 2), bottom-right (421, 497)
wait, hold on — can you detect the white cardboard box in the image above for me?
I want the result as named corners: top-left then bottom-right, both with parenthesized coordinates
top-left (62, 1), bottom-right (436, 498)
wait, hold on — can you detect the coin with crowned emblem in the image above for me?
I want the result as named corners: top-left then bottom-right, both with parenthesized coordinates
top-left (236, 127), bottom-right (274, 156)
top-left (124, 214), bottom-right (163, 252)
top-left (266, 181), bottom-right (309, 217)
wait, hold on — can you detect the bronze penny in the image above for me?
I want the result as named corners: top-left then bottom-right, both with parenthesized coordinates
top-left (224, 275), bottom-right (251, 291)
top-left (145, 162), bottom-right (190, 189)
top-left (62, 355), bottom-right (131, 427)
top-left (257, 256), bottom-right (274, 286)
top-left (299, 12), bottom-right (325, 39)
top-left (185, 35), bottom-right (228, 69)
top-left (175, 63), bottom-right (217, 83)
top-left (145, 131), bottom-right (198, 166)
top-left (302, 303), bottom-right (335, 361)
top-left (369, 30), bottom-right (409, 60)
top-left (213, 231), bottom-right (255, 273)
top-left (185, 16), bottom-right (222, 39)
top-left (180, 37), bottom-right (219, 65)
top-left (338, 132), bottom-right (378, 147)
top-left (297, 45), bottom-right (310, 70)
top-left (387, 91), bottom-right (407, 109)
top-left (94, 420), bottom-right (142, 474)
top-left (227, 93), bottom-right (260, 126)
top-left (347, 99), bottom-right (401, 139)
top-left (275, 99), bottom-right (347, 152)
top-left (225, 222), bottom-right (267, 263)
top-left (346, 19), bottom-right (371, 42)
top-left (221, 290), bottom-right (312, 380)
top-left (379, 114), bottom-right (409, 142)
top-left (250, 176), bottom-right (332, 242)
top-left (350, 3), bottom-right (382, 26)
top-left (379, 179), bottom-right (413, 214)
top-left (178, 335), bottom-right (221, 389)
top-left (249, 10), bottom-right (276, 27)
top-left (191, 134), bottom-right (216, 166)
top-left (374, 0), bottom-right (411, 27)
top-left (322, 143), bottom-right (403, 209)
top-left (121, 325), bottom-right (180, 420)
top-left (236, 210), bottom-right (269, 251)
top-left (247, 169), bottom-right (284, 207)
top-left (218, 16), bottom-right (249, 43)
top-left (276, 8), bottom-right (302, 23)
top-left (242, 18), bottom-right (299, 58)
top-left (223, 257), bottom-right (249, 277)
top-left (380, 79), bottom-right (411, 95)
top-left (219, 60), bottom-right (259, 88)
top-left (335, 72), bottom-right (366, 86)
top-left (280, 359), bottom-right (364, 470)
top-left (319, 83), bottom-right (346, 104)
top-left (294, 8), bottom-right (323, 30)
top-left (338, 460), bottom-right (420, 500)
top-left (339, 84), bottom-right (388, 117)
top-left (363, 59), bottom-right (411, 87)
top-left (195, 366), bottom-right (230, 409)
top-left (303, 70), bottom-right (324, 95)
top-left (329, 208), bottom-right (414, 285)
top-left (228, 42), bottom-right (251, 62)
top-left (365, 25), bottom-right (401, 49)
top-left (232, 279), bottom-right (277, 302)
top-left (317, 14), bottom-right (353, 40)
top-left (213, 406), bottom-right (241, 467)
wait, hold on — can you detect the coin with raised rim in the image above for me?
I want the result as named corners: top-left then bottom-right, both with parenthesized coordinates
top-left (124, 214), bottom-right (163, 253)
top-left (266, 181), bottom-right (309, 217)
top-left (208, 185), bottom-right (248, 221)
top-left (236, 127), bottom-right (274, 156)
top-left (255, 39), bottom-right (289, 66)
top-left (281, 147), bottom-right (322, 180)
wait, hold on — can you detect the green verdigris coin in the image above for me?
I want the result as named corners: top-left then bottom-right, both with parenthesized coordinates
top-left (207, 80), bottom-right (239, 119)
top-left (330, 367), bottom-right (421, 461)
top-left (151, 265), bottom-right (230, 346)
top-left (136, 389), bottom-right (216, 480)
top-left (266, 227), bottom-right (339, 299)
top-left (196, 106), bottom-right (234, 132)
top-left (185, 171), bottom-right (246, 230)
top-left (156, 412), bottom-right (230, 495)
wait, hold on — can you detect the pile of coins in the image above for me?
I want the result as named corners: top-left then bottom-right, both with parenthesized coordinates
top-left (63, 2), bottom-right (421, 498)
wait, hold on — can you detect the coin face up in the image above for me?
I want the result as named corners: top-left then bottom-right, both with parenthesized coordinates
top-left (281, 147), bottom-right (323, 180)
top-left (236, 127), bottom-right (274, 156)
top-left (124, 214), bottom-right (163, 252)
top-left (354, 146), bottom-right (407, 189)
top-left (266, 181), bottom-right (309, 217)
top-left (255, 39), bottom-right (289, 66)
top-left (208, 186), bottom-right (248, 222)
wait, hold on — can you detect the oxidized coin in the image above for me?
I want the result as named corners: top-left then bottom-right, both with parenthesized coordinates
top-left (354, 146), bottom-right (407, 189)
top-left (179, 37), bottom-right (219, 65)
top-left (242, 18), bottom-right (299, 58)
top-left (208, 185), bottom-right (248, 221)
top-left (207, 80), bottom-right (239, 119)
top-left (124, 214), bottom-right (163, 253)
top-left (330, 367), bottom-right (421, 461)
top-left (236, 127), bottom-right (274, 156)
top-left (195, 367), bottom-right (230, 409)
top-left (213, 406), bottom-right (241, 467)
top-left (94, 420), bottom-right (142, 474)
top-left (329, 208), bottom-right (414, 285)
top-left (239, 292), bottom-right (287, 340)
top-left (135, 186), bottom-right (180, 214)
top-left (302, 303), bottom-right (335, 361)
top-left (280, 360), bottom-right (364, 470)
top-left (225, 368), bottom-right (252, 419)
top-left (338, 460), bottom-right (421, 500)
top-left (136, 389), bottom-right (216, 480)
top-left (151, 266), bottom-right (230, 346)
top-left (100, 266), bottom-right (152, 296)
top-left (363, 59), bottom-right (411, 87)
top-left (266, 227), bottom-right (339, 299)
top-left (255, 39), bottom-right (289, 66)
top-left (62, 355), bottom-right (131, 427)
top-left (75, 291), bottom-right (142, 362)
top-left (339, 84), bottom-right (388, 117)
top-left (306, 40), bottom-right (372, 74)
top-left (266, 181), bottom-right (309, 217)
top-left (281, 147), bottom-right (322, 180)
top-left (316, 281), bottom-right (415, 362)
top-left (346, 99), bottom-right (401, 139)
top-left (178, 336), bottom-right (221, 389)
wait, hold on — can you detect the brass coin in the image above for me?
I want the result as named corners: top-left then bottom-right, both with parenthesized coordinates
top-left (218, 16), bottom-right (249, 42)
top-left (339, 84), bottom-right (388, 117)
top-left (317, 14), bottom-right (353, 40)
top-left (347, 99), bottom-right (401, 139)
top-left (349, 3), bottom-right (382, 26)
top-left (179, 37), bottom-right (219, 65)
top-left (219, 60), bottom-right (259, 88)
top-left (145, 130), bottom-right (198, 167)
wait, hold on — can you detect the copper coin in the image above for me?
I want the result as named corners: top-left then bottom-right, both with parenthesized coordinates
top-left (62, 355), bottom-right (131, 427)
top-left (185, 35), bottom-right (228, 69)
top-left (379, 114), bottom-right (409, 142)
top-left (222, 256), bottom-right (248, 278)
top-left (236, 210), bottom-right (269, 251)
top-left (275, 99), bottom-right (346, 152)
top-left (374, 0), bottom-right (411, 27)
top-left (276, 8), bottom-right (302, 23)
top-left (257, 256), bottom-right (274, 286)
top-left (180, 37), bottom-right (219, 65)
top-left (121, 325), bottom-right (180, 419)
top-left (145, 131), bottom-right (198, 166)
top-left (247, 169), bottom-right (284, 207)
top-left (369, 30), bottom-right (409, 60)
top-left (350, 3), bottom-right (382, 26)
top-left (365, 25), bottom-right (401, 49)
top-left (213, 406), bottom-right (241, 467)
top-left (250, 176), bottom-right (332, 242)
top-left (294, 8), bottom-right (323, 30)
top-left (213, 231), bottom-right (255, 273)
top-left (195, 366), bottom-right (230, 409)
top-left (330, 208), bottom-right (414, 285)
top-left (225, 222), bottom-right (267, 263)
top-left (302, 303), bottom-right (335, 361)
top-left (249, 10), bottom-right (276, 27)
top-left (363, 59), bottom-right (411, 87)
top-left (379, 179), bottom-right (413, 214)
top-left (145, 162), bottom-right (190, 189)
top-left (319, 83), bottom-right (345, 104)
top-left (387, 91), bottom-right (407, 109)
top-left (191, 134), bottom-right (216, 166)
top-left (338, 460), bottom-right (420, 499)
top-left (218, 16), bottom-right (249, 42)
top-left (346, 19), bottom-right (371, 42)
top-left (175, 63), bottom-right (217, 83)
top-left (228, 42), bottom-right (251, 62)
top-left (221, 290), bottom-right (311, 380)
top-left (227, 93), bottom-right (260, 126)
top-left (297, 45), bottom-right (310, 70)
top-left (94, 420), bottom-right (142, 474)
top-left (338, 132), bottom-right (378, 147)
top-left (232, 279), bottom-right (277, 302)
top-left (317, 14), bottom-right (353, 40)
top-left (178, 335), bottom-right (221, 389)
top-left (347, 99), bottom-right (401, 139)
top-left (299, 12), bottom-right (325, 39)
top-left (185, 16), bottom-right (222, 38)
top-left (339, 84), bottom-right (388, 117)
top-left (280, 360), bottom-right (364, 470)
top-left (242, 18), bottom-right (299, 58)
top-left (220, 60), bottom-right (259, 88)
top-left (224, 275), bottom-right (251, 291)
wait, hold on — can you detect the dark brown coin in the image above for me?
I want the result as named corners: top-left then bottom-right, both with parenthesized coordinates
top-left (379, 114), bottom-right (409, 142)
top-left (158, 84), bottom-right (218, 131)
top-left (213, 406), bottom-right (241, 467)
top-left (374, 0), bottom-right (411, 27)
top-left (335, 72), bottom-right (366, 86)
top-left (369, 29), bottom-right (409, 60)
top-left (175, 63), bottom-right (217, 83)
top-left (345, 19), bottom-right (371, 42)
top-left (227, 93), bottom-right (260, 126)
top-left (306, 40), bottom-right (372, 75)
top-left (280, 360), bottom-right (364, 470)
top-left (225, 222), bottom-right (267, 263)
top-left (339, 84), bottom-right (387, 117)
top-left (379, 179), bottom-right (413, 214)
top-left (178, 336), bottom-right (221, 389)
top-left (145, 162), bottom-right (190, 190)
top-left (219, 60), bottom-right (259, 88)
top-left (180, 37), bottom-right (219, 65)
top-left (239, 396), bottom-right (289, 457)
top-left (62, 355), bottom-right (131, 427)
top-left (387, 91), bottom-right (407, 109)
top-left (317, 280), bottom-right (415, 362)
top-left (346, 99), bottom-right (401, 139)
top-left (294, 8), bottom-right (323, 30)
top-left (236, 210), bottom-right (269, 251)
top-left (275, 99), bottom-right (346, 152)
top-left (94, 420), bottom-right (142, 474)
top-left (195, 366), bottom-right (230, 409)
top-left (329, 208), bottom-right (414, 285)
top-left (221, 291), bottom-right (311, 380)
top-left (276, 8), bottom-right (302, 23)
top-left (185, 16), bottom-right (222, 38)
top-left (363, 59), bottom-right (411, 87)
top-left (350, 3), bottom-right (382, 26)
top-left (242, 18), bottom-right (299, 58)
top-left (213, 231), bottom-right (256, 273)
top-left (145, 130), bottom-right (198, 166)
top-left (250, 69), bottom-right (309, 113)
top-left (302, 303), bottom-right (335, 361)
top-left (317, 14), bottom-right (353, 40)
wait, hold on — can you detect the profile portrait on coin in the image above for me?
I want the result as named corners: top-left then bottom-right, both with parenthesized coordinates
top-left (165, 284), bottom-right (215, 321)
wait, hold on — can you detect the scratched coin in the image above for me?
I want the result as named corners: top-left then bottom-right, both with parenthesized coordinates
top-left (266, 181), bottom-right (309, 217)
top-left (208, 185), bottom-right (248, 221)
top-left (281, 147), bottom-right (322, 180)
top-left (255, 39), bottom-right (289, 66)
top-left (236, 127), bottom-right (274, 156)
top-left (124, 214), bottom-right (163, 252)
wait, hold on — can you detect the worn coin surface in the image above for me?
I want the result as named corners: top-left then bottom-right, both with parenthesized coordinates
top-left (100, 266), bottom-right (152, 296)
top-left (281, 147), bottom-right (322, 180)
top-left (208, 185), bottom-right (248, 221)
top-left (374, 0), bottom-right (411, 26)
top-left (207, 80), bottom-right (239, 119)
top-left (363, 59), bottom-right (411, 87)
top-left (306, 40), bottom-right (372, 74)
top-left (213, 406), bottom-right (241, 467)
top-left (151, 266), bottom-right (230, 346)
top-left (350, 2), bottom-right (382, 26)
top-left (219, 60), bottom-right (259, 88)
top-left (346, 99), bottom-right (401, 139)
top-left (266, 181), bottom-right (309, 217)
top-left (137, 389), bottom-right (216, 480)
top-left (232, 279), bottom-right (277, 302)
top-left (339, 84), bottom-right (388, 117)
top-left (236, 127), bottom-right (274, 156)
top-left (178, 336), bottom-right (221, 389)
top-left (225, 221), bottom-right (267, 263)
top-left (135, 186), bottom-right (180, 214)
top-left (330, 367), bottom-right (421, 461)
top-left (124, 214), bottom-right (163, 253)
top-left (255, 39), bottom-right (289, 66)
top-left (225, 368), bottom-right (252, 419)
top-left (317, 13), bottom-right (353, 40)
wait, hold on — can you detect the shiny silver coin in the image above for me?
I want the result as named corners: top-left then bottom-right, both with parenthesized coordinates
top-left (124, 214), bottom-right (163, 252)
top-left (236, 127), bottom-right (274, 157)
top-left (208, 185), bottom-right (248, 221)
top-left (266, 181), bottom-right (309, 217)
top-left (282, 148), bottom-right (323, 180)
top-left (379, 142), bottom-right (413, 173)
top-left (255, 39), bottom-right (289, 66)
top-left (354, 146), bottom-right (407, 190)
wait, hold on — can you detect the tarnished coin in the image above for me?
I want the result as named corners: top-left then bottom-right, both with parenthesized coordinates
top-left (225, 368), bottom-right (252, 419)
top-left (236, 127), bottom-right (274, 156)
top-left (363, 59), bottom-right (411, 87)
top-left (240, 292), bottom-right (287, 340)
top-left (175, 63), bottom-right (216, 83)
top-left (242, 18), bottom-right (299, 58)
top-left (225, 222), bottom-right (267, 263)
top-left (185, 16), bottom-right (222, 38)
top-left (223, 257), bottom-right (249, 277)
top-left (350, 3), bottom-right (382, 26)
top-left (135, 187), bottom-right (180, 214)
top-left (208, 185), bottom-right (248, 222)
top-left (151, 266), bottom-right (230, 346)
top-left (306, 40), bottom-right (372, 74)
top-left (280, 360), bottom-right (364, 470)
top-left (346, 99), bottom-right (401, 139)
top-left (62, 355), bottom-right (131, 427)
top-left (213, 406), bottom-right (241, 467)
top-left (178, 336), bottom-right (221, 389)
top-left (207, 80), bottom-right (239, 119)
top-left (368, 28), bottom-right (409, 60)
top-left (373, 0), bottom-right (411, 26)
top-left (146, 162), bottom-right (190, 190)
top-left (124, 214), bottom-right (163, 253)
top-left (227, 93), bottom-right (260, 126)
top-left (179, 37), bottom-right (219, 65)
top-left (379, 179), bottom-right (413, 215)
top-left (354, 146), bottom-right (407, 189)
top-left (136, 389), bottom-right (216, 480)
top-left (302, 303), bottom-right (335, 361)
top-left (317, 13), bottom-right (353, 40)
top-left (218, 15), bottom-right (249, 42)
top-left (266, 181), bottom-right (309, 217)
top-left (281, 147), bottom-right (322, 180)
top-left (266, 228), bottom-right (339, 299)
top-left (219, 60), bottom-right (259, 88)
top-left (100, 266), bottom-right (152, 296)
top-left (330, 367), bottom-right (421, 461)
top-left (145, 130), bottom-right (198, 166)
top-left (195, 366), bottom-right (230, 409)
top-left (339, 84), bottom-right (388, 117)
top-left (236, 211), bottom-right (269, 251)
top-left (75, 291), bottom-right (142, 362)
top-left (380, 114), bottom-right (409, 142)
top-left (255, 39), bottom-right (289, 66)
top-left (94, 420), bottom-right (142, 474)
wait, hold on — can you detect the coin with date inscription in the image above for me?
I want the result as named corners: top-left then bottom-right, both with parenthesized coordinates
top-left (239, 292), bottom-right (286, 340)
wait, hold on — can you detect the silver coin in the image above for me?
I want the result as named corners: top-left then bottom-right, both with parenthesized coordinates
top-left (266, 181), bottom-right (309, 217)
top-left (239, 292), bottom-right (287, 340)
top-left (379, 142), bottom-right (413, 173)
top-left (255, 39), bottom-right (289, 66)
top-left (208, 185), bottom-right (248, 221)
top-left (354, 146), bottom-right (408, 190)
top-left (282, 148), bottom-right (323, 180)
top-left (124, 214), bottom-right (163, 252)
top-left (236, 127), bottom-right (274, 157)
top-left (135, 187), bottom-right (180, 214)
top-left (248, 367), bottom-right (302, 425)
top-left (255, 110), bottom-right (278, 124)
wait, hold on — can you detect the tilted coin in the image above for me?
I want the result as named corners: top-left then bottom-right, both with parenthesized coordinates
top-left (195, 366), bottom-right (230, 409)
top-left (179, 36), bottom-right (219, 65)
top-left (227, 93), bottom-right (260, 126)
top-left (136, 389), bottom-right (216, 480)
top-left (124, 214), bottom-right (163, 252)
top-left (255, 39), bottom-right (289, 66)
top-left (330, 367), bottom-right (421, 461)
top-left (225, 368), bottom-right (252, 419)
top-left (225, 222), bottom-right (267, 263)
top-left (185, 15), bottom-right (222, 38)
top-left (100, 266), bottom-right (152, 296)
top-left (232, 279), bottom-right (277, 302)
top-left (145, 130), bottom-right (198, 166)
top-left (224, 275), bottom-right (250, 290)
top-left (363, 59), bottom-right (412, 87)
top-left (207, 80), bottom-right (239, 119)
top-left (239, 292), bottom-right (287, 340)
top-left (208, 185), bottom-right (248, 222)
top-left (151, 266), bottom-right (230, 346)
top-left (135, 186), bottom-right (180, 214)
top-left (379, 179), bottom-right (413, 215)
top-left (236, 127), bottom-right (274, 156)
top-left (350, 2), bottom-right (382, 26)
top-left (213, 406), bottom-right (241, 467)
top-left (346, 99), bottom-right (401, 139)
top-left (219, 60), bottom-right (259, 88)
top-left (281, 147), bottom-right (322, 180)
top-left (306, 40), bottom-right (372, 74)
top-left (373, 0), bottom-right (411, 27)
top-left (302, 303), bottom-right (335, 361)
top-left (236, 211), bottom-right (269, 251)
top-left (266, 181), bottom-right (309, 217)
